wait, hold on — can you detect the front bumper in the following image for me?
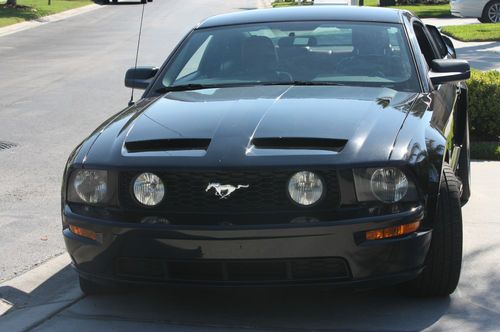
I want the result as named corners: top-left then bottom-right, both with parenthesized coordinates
top-left (63, 205), bottom-right (431, 287)
top-left (450, 1), bottom-right (483, 18)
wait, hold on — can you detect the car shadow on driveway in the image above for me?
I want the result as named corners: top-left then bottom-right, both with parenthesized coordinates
top-left (2, 245), bottom-right (500, 331)
top-left (67, 285), bottom-right (453, 331)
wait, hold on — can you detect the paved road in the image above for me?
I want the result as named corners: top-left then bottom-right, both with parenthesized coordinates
top-left (1, 161), bottom-right (499, 331)
top-left (0, 0), bottom-right (258, 283)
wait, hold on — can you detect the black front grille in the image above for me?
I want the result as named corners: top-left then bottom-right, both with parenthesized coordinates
top-left (114, 257), bottom-right (351, 283)
top-left (119, 169), bottom-right (340, 214)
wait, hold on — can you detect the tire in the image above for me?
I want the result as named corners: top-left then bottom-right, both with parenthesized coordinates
top-left (79, 276), bottom-right (124, 295)
top-left (482, 1), bottom-right (500, 23)
top-left (402, 164), bottom-right (463, 297)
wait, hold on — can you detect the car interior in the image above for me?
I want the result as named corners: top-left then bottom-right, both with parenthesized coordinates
top-left (168, 23), bottom-right (419, 91)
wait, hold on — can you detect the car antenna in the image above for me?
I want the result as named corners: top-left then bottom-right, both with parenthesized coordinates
top-left (128, 2), bottom-right (147, 107)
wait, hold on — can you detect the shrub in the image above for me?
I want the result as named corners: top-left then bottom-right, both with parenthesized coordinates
top-left (467, 70), bottom-right (500, 142)
top-left (470, 142), bottom-right (500, 160)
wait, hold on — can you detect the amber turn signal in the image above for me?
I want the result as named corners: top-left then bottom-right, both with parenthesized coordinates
top-left (365, 221), bottom-right (421, 241)
top-left (69, 225), bottom-right (97, 241)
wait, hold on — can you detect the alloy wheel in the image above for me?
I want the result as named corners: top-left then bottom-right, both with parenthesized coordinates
top-left (488, 3), bottom-right (500, 23)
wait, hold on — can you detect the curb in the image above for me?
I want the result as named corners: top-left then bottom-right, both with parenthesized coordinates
top-left (0, 4), bottom-right (102, 38)
top-left (0, 254), bottom-right (82, 332)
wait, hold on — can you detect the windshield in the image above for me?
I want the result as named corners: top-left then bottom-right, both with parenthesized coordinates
top-left (156, 21), bottom-right (420, 92)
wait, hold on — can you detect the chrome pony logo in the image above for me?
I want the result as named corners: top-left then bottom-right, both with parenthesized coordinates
top-left (205, 183), bottom-right (249, 199)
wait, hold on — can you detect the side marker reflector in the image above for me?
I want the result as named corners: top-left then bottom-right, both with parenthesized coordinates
top-left (366, 221), bottom-right (421, 241)
top-left (69, 225), bottom-right (97, 241)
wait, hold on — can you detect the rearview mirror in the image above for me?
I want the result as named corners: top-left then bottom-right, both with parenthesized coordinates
top-left (429, 59), bottom-right (470, 85)
top-left (125, 66), bottom-right (158, 90)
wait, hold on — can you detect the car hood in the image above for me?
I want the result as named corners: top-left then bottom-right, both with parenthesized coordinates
top-left (83, 85), bottom-right (418, 168)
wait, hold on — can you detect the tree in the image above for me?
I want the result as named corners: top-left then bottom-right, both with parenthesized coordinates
top-left (5, 0), bottom-right (17, 5)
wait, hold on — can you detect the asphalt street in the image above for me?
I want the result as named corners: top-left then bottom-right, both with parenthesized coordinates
top-left (0, 0), bottom-right (258, 283)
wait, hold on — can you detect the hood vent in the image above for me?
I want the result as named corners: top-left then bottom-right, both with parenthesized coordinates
top-left (125, 139), bottom-right (211, 153)
top-left (252, 137), bottom-right (347, 152)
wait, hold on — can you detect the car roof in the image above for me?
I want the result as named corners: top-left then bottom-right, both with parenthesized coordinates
top-left (197, 6), bottom-right (406, 29)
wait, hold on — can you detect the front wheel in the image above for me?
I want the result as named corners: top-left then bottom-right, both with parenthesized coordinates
top-left (482, 1), bottom-right (500, 23)
top-left (402, 164), bottom-right (463, 297)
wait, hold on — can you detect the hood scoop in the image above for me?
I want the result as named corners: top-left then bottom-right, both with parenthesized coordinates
top-left (251, 137), bottom-right (348, 152)
top-left (125, 138), bottom-right (211, 153)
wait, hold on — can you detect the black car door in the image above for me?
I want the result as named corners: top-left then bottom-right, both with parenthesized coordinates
top-left (411, 20), bottom-right (459, 145)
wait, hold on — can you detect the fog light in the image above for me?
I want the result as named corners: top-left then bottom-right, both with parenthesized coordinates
top-left (365, 221), bottom-right (421, 240)
top-left (69, 225), bottom-right (97, 241)
top-left (133, 173), bottom-right (165, 206)
top-left (288, 171), bottom-right (324, 206)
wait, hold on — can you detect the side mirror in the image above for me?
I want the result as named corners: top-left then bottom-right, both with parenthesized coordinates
top-left (125, 66), bottom-right (158, 90)
top-left (429, 59), bottom-right (470, 85)
top-left (441, 35), bottom-right (456, 58)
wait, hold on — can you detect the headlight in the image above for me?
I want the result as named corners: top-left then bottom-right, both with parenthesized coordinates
top-left (70, 170), bottom-right (108, 204)
top-left (133, 173), bottom-right (165, 206)
top-left (287, 171), bottom-right (324, 206)
top-left (354, 167), bottom-right (416, 203)
top-left (370, 168), bottom-right (408, 202)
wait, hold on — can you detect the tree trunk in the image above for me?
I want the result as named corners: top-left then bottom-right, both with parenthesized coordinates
top-left (5, 0), bottom-right (17, 5)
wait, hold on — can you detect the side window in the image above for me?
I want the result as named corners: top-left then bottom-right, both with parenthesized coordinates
top-left (426, 25), bottom-right (448, 58)
top-left (412, 22), bottom-right (437, 68)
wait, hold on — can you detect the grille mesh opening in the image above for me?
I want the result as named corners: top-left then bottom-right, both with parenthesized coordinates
top-left (115, 257), bottom-right (351, 283)
top-left (119, 169), bottom-right (340, 215)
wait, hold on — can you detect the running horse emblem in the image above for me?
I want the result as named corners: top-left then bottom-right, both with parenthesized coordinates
top-left (205, 183), bottom-right (249, 199)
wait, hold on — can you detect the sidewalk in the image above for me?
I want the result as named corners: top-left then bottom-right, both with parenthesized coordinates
top-left (1, 162), bottom-right (500, 331)
top-left (422, 17), bottom-right (479, 27)
top-left (452, 38), bottom-right (500, 71)
top-left (0, 4), bottom-right (101, 38)
top-left (422, 17), bottom-right (499, 71)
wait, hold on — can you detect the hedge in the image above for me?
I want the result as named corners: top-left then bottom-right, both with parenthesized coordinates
top-left (470, 142), bottom-right (500, 161)
top-left (467, 70), bottom-right (500, 142)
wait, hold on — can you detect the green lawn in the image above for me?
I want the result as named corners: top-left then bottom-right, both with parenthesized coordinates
top-left (0, 0), bottom-right (92, 28)
top-left (441, 24), bottom-right (500, 42)
top-left (272, 1), bottom-right (312, 7)
top-left (365, 1), bottom-right (451, 18)
top-left (272, 1), bottom-right (451, 18)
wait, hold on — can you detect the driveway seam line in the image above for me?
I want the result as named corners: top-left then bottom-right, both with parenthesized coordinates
top-left (24, 295), bottom-right (84, 332)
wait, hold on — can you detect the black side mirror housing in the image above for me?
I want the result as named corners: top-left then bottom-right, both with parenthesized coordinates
top-left (429, 59), bottom-right (470, 85)
top-left (125, 66), bottom-right (158, 90)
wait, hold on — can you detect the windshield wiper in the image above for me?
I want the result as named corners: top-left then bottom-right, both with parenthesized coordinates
top-left (155, 81), bottom-right (344, 94)
top-left (263, 81), bottom-right (345, 87)
top-left (155, 84), bottom-right (217, 93)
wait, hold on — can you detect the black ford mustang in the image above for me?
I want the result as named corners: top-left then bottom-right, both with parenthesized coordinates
top-left (62, 6), bottom-right (471, 297)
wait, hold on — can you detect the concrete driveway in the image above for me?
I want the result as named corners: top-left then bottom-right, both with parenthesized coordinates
top-left (1, 161), bottom-right (499, 331)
